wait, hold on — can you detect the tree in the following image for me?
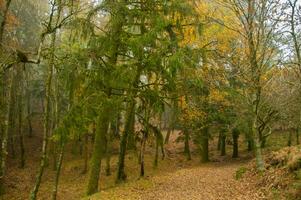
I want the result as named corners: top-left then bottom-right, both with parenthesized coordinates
top-left (222, 0), bottom-right (281, 171)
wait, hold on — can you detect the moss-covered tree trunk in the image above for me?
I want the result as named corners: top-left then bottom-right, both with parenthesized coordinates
top-left (164, 100), bottom-right (177, 144)
top-left (51, 142), bottom-right (65, 200)
top-left (200, 126), bottom-right (209, 163)
top-left (29, 56), bottom-right (53, 200)
top-left (220, 128), bottom-right (226, 156)
top-left (184, 129), bottom-right (191, 160)
top-left (0, 0), bottom-right (13, 191)
top-left (117, 99), bottom-right (136, 182)
top-left (296, 128), bottom-right (300, 145)
top-left (246, 121), bottom-right (254, 151)
top-left (254, 137), bottom-right (264, 170)
top-left (30, 6), bottom-right (59, 196)
top-left (0, 70), bottom-right (13, 194)
top-left (154, 138), bottom-right (159, 168)
top-left (86, 105), bottom-right (110, 195)
top-left (8, 71), bottom-right (17, 159)
top-left (248, 0), bottom-right (265, 172)
top-left (105, 123), bottom-right (112, 176)
top-left (17, 66), bottom-right (25, 168)
top-left (139, 130), bottom-right (147, 177)
top-left (288, 131), bottom-right (292, 147)
top-left (126, 112), bottom-right (136, 150)
top-left (82, 133), bottom-right (89, 174)
top-left (217, 132), bottom-right (222, 151)
top-left (247, 138), bottom-right (254, 152)
top-left (220, 133), bottom-right (226, 156)
top-left (232, 128), bottom-right (239, 158)
top-left (25, 68), bottom-right (33, 137)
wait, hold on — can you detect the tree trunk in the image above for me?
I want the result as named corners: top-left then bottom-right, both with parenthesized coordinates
top-left (105, 123), bottom-right (112, 176)
top-left (247, 121), bottom-right (254, 151)
top-left (154, 136), bottom-right (159, 168)
top-left (288, 131), bottom-right (292, 147)
top-left (0, 69), bottom-right (13, 194)
top-left (86, 105), bottom-right (110, 195)
top-left (29, 70), bottom-right (52, 200)
top-left (164, 100), bottom-right (177, 144)
top-left (116, 100), bottom-right (135, 182)
top-left (220, 133), bottom-right (226, 156)
top-left (113, 114), bottom-right (121, 138)
top-left (82, 133), bottom-right (89, 174)
top-left (260, 137), bottom-right (266, 148)
top-left (51, 142), bottom-right (65, 200)
top-left (30, 30), bottom-right (56, 200)
top-left (116, 66), bottom-right (141, 182)
top-left (8, 71), bottom-right (17, 159)
top-left (17, 67), bottom-right (25, 168)
top-left (51, 142), bottom-right (57, 171)
top-left (200, 126), bottom-right (209, 163)
top-left (25, 68), bottom-right (33, 137)
top-left (126, 112), bottom-right (136, 150)
top-left (164, 128), bottom-right (172, 144)
top-left (217, 132), bottom-right (222, 151)
top-left (247, 138), bottom-right (254, 152)
top-left (184, 130), bottom-right (191, 160)
top-left (232, 128), bottom-right (239, 158)
top-left (254, 137), bottom-right (264, 171)
top-left (296, 128), bottom-right (300, 145)
top-left (139, 130), bottom-right (147, 177)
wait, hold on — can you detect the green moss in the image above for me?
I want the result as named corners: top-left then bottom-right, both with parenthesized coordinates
top-left (271, 188), bottom-right (282, 200)
top-left (235, 166), bottom-right (247, 180)
top-left (294, 169), bottom-right (301, 180)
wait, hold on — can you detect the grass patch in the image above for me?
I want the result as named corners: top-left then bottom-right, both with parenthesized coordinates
top-left (235, 166), bottom-right (247, 180)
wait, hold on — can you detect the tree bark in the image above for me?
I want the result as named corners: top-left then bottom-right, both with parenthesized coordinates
top-left (30, 15), bottom-right (58, 198)
top-left (25, 68), bottom-right (33, 137)
top-left (29, 61), bottom-right (53, 200)
top-left (232, 128), bottom-right (239, 158)
top-left (139, 130), bottom-right (147, 177)
top-left (116, 66), bottom-right (142, 182)
top-left (105, 123), bottom-right (112, 176)
top-left (17, 66), bottom-right (25, 168)
top-left (0, 69), bottom-right (13, 194)
top-left (247, 138), bottom-right (254, 152)
top-left (8, 70), bottom-right (17, 159)
top-left (288, 131), bottom-right (292, 147)
top-left (200, 126), bottom-right (209, 163)
top-left (220, 133), bottom-right (226, 156)
top-left (51, 142), bottom-right (65, 200)
top-left (254, 137), bottom-right (264, 171)
top-left (164, 100), bottom-right (177, 144)
top-left (116, 99), bottom-right (136, 182)
top-left (126, 112), bottom-right (136, 150)
top-left (217, 132), bottom-right (222, 151)
top-left (296, 128), bottom-right (300, 145)
top-left (86, 105), bottom-right (110, 195)
top-left (82, 133), bottom-right (89, 174)
top-left (184, 129), bottom-right (191, 160)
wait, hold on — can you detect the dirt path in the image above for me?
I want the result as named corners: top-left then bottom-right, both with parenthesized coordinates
top-left (89, 161), bottom-right (265, 200)
top-left (141, 162), bottom-right (264, 200)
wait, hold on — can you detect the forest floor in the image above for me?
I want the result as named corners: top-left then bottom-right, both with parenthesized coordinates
top-left (86, 160), bottom-right (265, 200)
top-left (5, 127), bottom-right (291, 200)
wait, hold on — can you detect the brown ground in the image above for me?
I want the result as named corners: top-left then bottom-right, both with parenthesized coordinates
top-left (4, 128), bottom-right (266, 200)
top-left (140, 162), bottom-right (265, 200)
top-left (88, 161), bottom-right (266, 200)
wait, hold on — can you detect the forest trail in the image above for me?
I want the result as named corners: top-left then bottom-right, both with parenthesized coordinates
top-left (88, 160), bottom-right (265, 200)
